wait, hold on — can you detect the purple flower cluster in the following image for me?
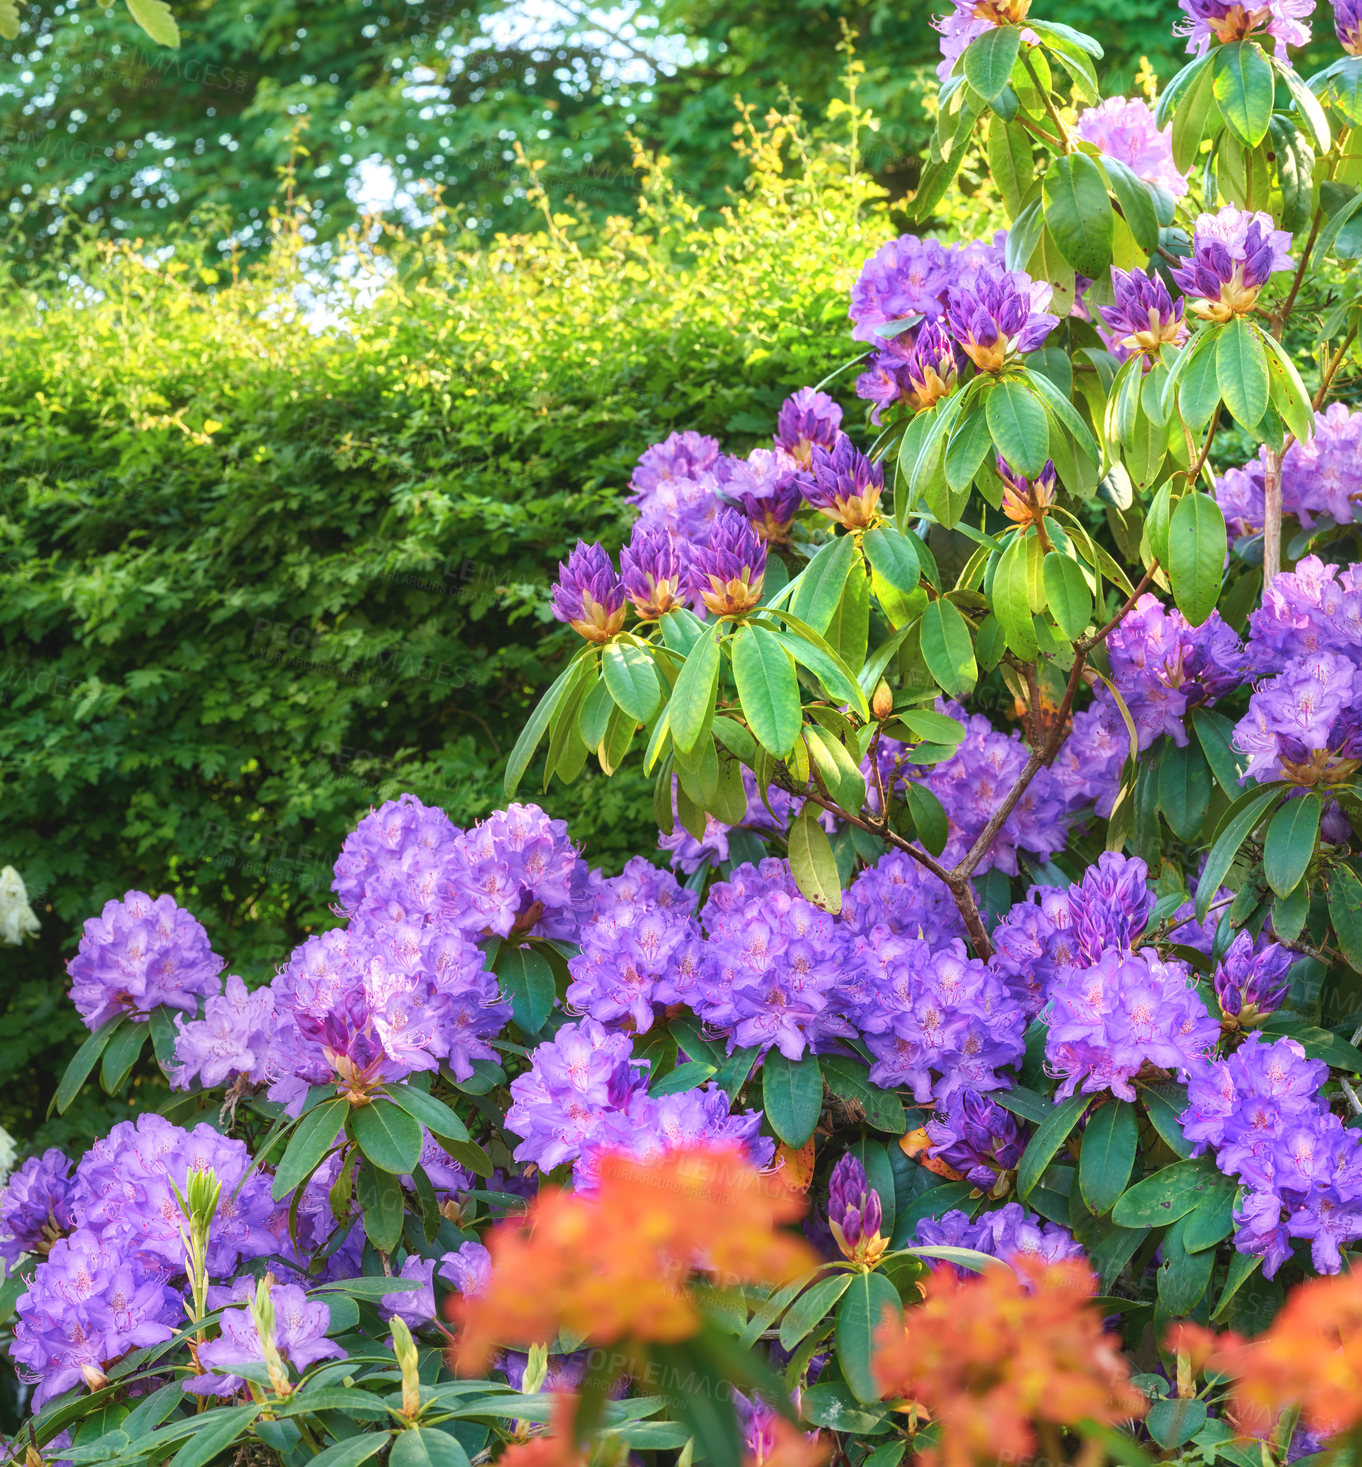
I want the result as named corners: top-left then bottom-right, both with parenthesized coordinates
top-left (504, 1018), bottom-right (770, 1183)
top-left (774, 387), bottom-right (844, 468)
top-left (566, 857), bottom-right (703, 1031)
top-left (192, 1283), bottom-right (343, 1397)
top-left (551, 541), bottom-right (626, 643)
top-left (805, 438), bottom-right (884, 530)
top-left (947, 268), bottom-right (1060, 374)
top-left (926, 1089), bottom-right (1026, 1190)
top-left (692, 508), bottom-right (767, 616)
top-left (1107, 594), bottom-right (1247, 749)
top-left (1214, 931), bottom-right (1293, 1023)
top-left (1182, 1034), bottom-right (1362, 1275)
top-left (1177, 0), bottom-right (1314, 56)
top-left (934, 0), bottom-right (1037, 81)
top-left (722, 447), bottom-right (806, 545)
top-left (1075, 98), bottom-right (1189, 199)
top-left (843, 850), bottom-right (965, 950)
top-left (1049, 697), bottom-right (1129, 818)
top-left (627, 430), bottom-right (726, 538)
top-left (66, 890), bottom-right (224, 1030)
top-left (11, 1115), bottom-right (282, 1408)
top-left (0, 1149), bottom-right (76, 1268)
top-left (915, 1203), bottom-right (1085, 1277)
top-left (1046, 947), bottom-right (1221, 1102)
top-left (1097, 267), bottom-right (1187, 365)
top-left (827, 1155), bottom-right (884, 1260)
top-left (1217, 404), bottom-right (1362, 536)
top-left (696, 862), bottom-right (856, 1059)
top-left (1170, 207), bottom-right (1294, 321)
top-left (1338, 0), bottom-right (1362, 49)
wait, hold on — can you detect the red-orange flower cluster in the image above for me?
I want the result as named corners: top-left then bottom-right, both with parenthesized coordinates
top-left (450, 1146), bottom-right (814, 1372)
top-left (1173, 1270), bottom-right (1362, 1441)
top-left (871, 1257), bottom-right (1145, 1467)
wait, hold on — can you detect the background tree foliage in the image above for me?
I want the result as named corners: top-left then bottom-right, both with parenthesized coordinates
top-left (0, 0), bottom-right (1227, 265)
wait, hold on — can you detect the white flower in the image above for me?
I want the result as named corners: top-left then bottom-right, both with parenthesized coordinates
top-left (0, 866), bottom-right (40, 946)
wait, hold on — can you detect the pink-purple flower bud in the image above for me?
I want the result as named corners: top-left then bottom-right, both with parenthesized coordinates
top-left (692, 508), bottom-right (767, 616)
top-left (551, 540), bottom-right (626, 643)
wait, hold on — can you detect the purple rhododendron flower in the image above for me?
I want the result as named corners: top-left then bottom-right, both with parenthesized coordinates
top-left (691, 508), bottom-right (767, 616)
top-left (724, 447), bottom-right (806, 544)
top-left (926, 1089), bottom-right (1026, 1190)
top-left (66, 890), bottom-right (224, 1030)
top-left (934, 0), bottom-right (1037, 81)
top-left (843, 850), bottom-right (965, 950)
top-left (946, 268), bottom-right (1059, 373)
top-left (1046, 948), bottom-right (1220, 1102)
top-left (331, 792), bottom-right (459, 924)
top-left (1097, 267), bottom-right (1187, 363)
top-left (1337, 0), bottom-right (1362, 48)
top-left (1177, 0), bottom-right (1314, 56)
top-left (1217, 406), bottom-right (1362, 535)
top-left (443, 1240), bottom-right (492, 1297)
top-left (1214, 931), bottom-right (1293, 1021)
top-left (915, 1203), bottom-right (1084, 1279)
top-left (1235, 651), bottom-right (1362, 785)
top-left (805, 437), bottom-right (884, 529)
top-left (1066, 852), bottom-right (1155, 962)
top-left (1049, 697), bottom-right (1128, 818)
top-left (551, 540), bottom-right (626, 643)
top-left (0, 1149), bottom-right (76, 1268)
top-left (621, 521), bottom-right (692, 620)
top-left (191, 1284), bottom-right (343, 1397)
top-left (628, 431), bottom-right (727, 537)
top-left (12, 1228), bottom-right (181, 1408)
top-left (172, 973), bottom-right (282, 1091)
top-left (1075, 98), bottom-right (1189, 198)
top-left (774, 387), bottom-right (844, 467)
top-left (849, 233), bottom-right (957, 342)
top-left (828, 1155), bottom-right (883, 1256)
top-left (1170, 208), bottom-right (1294, 320)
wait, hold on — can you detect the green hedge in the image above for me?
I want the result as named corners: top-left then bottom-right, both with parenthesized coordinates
top-left (0, 123), bottom-right (887, 1148)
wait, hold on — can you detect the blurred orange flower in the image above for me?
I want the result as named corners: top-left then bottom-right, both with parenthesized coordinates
top-left (872, 1257), bottom-right (1145, 1467)
top-left (1191, 1269), bottom-right (1362, 1441)
top-left (495, 1395), bottom-right (588, 1467)
top-left (450, 1146), bottom-right (814, 1372)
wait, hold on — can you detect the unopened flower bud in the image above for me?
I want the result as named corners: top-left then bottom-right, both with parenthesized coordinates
top-left (551, 541), bottom-right (626, 643)
top-left (872, 681), bottom-right (894, 721)
top-left (827, 1154), bottom-right (887, 1267)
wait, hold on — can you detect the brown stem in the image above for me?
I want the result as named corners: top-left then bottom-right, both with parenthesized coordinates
top-left (1273, 205), bottom-right (1323, 337)
top-left (1262, 446), bottom-right (1283, 587)
top-left (1313, 325), bottom-right (1358, 412)
top-left (1181, 405), bottom-right (1222, 487)
top-left (1019, 47), bottom-right (1071, 153)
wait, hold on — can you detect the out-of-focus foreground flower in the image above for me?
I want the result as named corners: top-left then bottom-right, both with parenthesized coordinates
top-left (450, 1145), bottom-right (815, 1372)
top-left (872, 1258), bottom-right (1146, 1467)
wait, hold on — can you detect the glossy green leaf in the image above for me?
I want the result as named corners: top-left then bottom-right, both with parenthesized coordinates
top-left (669, 628), bottom-right (721, 755)
top-left (1041, 552), bottom-right (1092, 640)
top-left (805, 724), bottom-right (866, 810)
top-left (1328, 863), bottom-right (1362, 971)
top-left (862, 526), bottom-right (921, 598)
top-left (1171, 54), bottom-right (1220, 171)
top-left (919, 597), bottom-right (977, 699)
top-left (1140, 1084), bottom-right (1194, 1159)
top-left (1157, 1212), bottom-right (1216, 1315)
top-left (53, 1012), bottom-right (126, 1116)
top-left (778, 1273), bottom-right (853, 1351)
top-left (1158, 739), bottom-right (1212, 842)
top-left (1043, 153), bottom-right (1115, 278)
top-left (168, 1407), bottom-right (260, 1467)
top-left (1213, 41), bottom-right (1275, 146)
top-left (390, 1429), bottom-right (472, 1467)
top-left (1017, 1092), bottom-right (1089, 1198)
top-left (99, 1019), bottom-right (150, 1096)
top-left (788, 802), bottom-right (843, 914)
top-left (906, 782), bottom-right (950, 857)
top-left (986, 377), bottom-right (1050, 479)
top-left (1192, 705), bottom-right (1245, 794)
top-left (988, 114), bottom-right (1034, 218)
top-left (1196, 783), bottom-right (1284, 922)
top-left (1263, 792), bottom-right (1320, 897)
top-left (820, 1054), bottom-right (907, 1133)
top-left (1167, 491), bottom-right (1225, 627)
top-left (731, 623), bottom-right (802, 758)
top-left (763, 1050), bottom-right (824, 1146)
top-left (272, 1097), bottom-right (349, 1200)
top-left (496, 942), bottom-right (558, 1034)
top-left (1217, 316), bottom-right (1269, 428)
top-left (787, 535), bottom-right (859, 635)
top-left (602, 641), bottom-right (661, 724)
top-left (350, 1097), bottom-right (424, 1174)
top-left (963, 24), bottom-right (1020, 100)
top-left (1101, 156), bottom-right (1159, 252)
top-left (1078, 1100), bottom-right (1138, 1216)
top-left (836, 1270), bottom-right (903, 1404)
top-left (1110, 1158), bottom-right (1219, 1228)
top-left (1147, 1398), bottom-right (1208, 1450)
top-left (505, 653), bottom-right (592, 797)
top-left (382, 1085), bottom-right (469, 1143)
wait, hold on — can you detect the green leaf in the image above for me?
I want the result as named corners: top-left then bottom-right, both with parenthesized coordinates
top-left (787, 535), bottom-right (858, 635)
top-left (669, 628), bottom-right (721, 755)
top-left (1101, 158), bottom-right (1159, 253)
top-left (1017, 1093), bottom-right (1089, 1198)
top-left (0, 1), bottom-right (20, 40)
top-left (1213, 41), bottom-right (1274, 146)
top-left (1158, 740), bottom-right (1212, 843)
top-left (986, 377), bottom-right (1050, 479)
top-left (1211, 1251), bottom-right (1262, 1320)
top-left (732, 624), bottom-right (802, 758)
top-left (1328, 863), bottom-right (1362, 971)
top-left (390, 1429), bottom-right (472, 1467)
top-left (1181, 1174), bottom-right (1238, 1252)
top-left (1192, 706), bottom-right (1245, 795)
top-left (1196, 783), bottom-right (1284, 922)
top-left (168, 1407), bottom-right (259, 1467)
top-left (1262, 792), bottom-right (1320, 897)
top-left (1256, 1014), bottom-right (1362, 1071)
top-left (819, 1055), bottom-right (907, 1133)
top-left (805, 724), bottom-right (867, 810)
top-left (1178, 332), bottom-right (1223, 431)
top-left (126, 0), bottom-right (180, 47)
top-left (505, 653), bottom-right (591, 796)
top-left (963, 24), bottom-right (1020, 101)
top-left (496, 942), bottom-right (558, 1034)
top-left (788, 801), bottom-right (842, 915)
top-left (602, 641), bottom-right (661, 724)
top-left (988, 115), bottom-right (1034, 218)
top-left (99, 1019), bottom-right (150, 1096)
top-left (906, 781), bottom-right (950, 857)
top-left (1172, 53), bottom-right (1220, 171)
top-left (991, 534), bottom-right (1038, 660)
top-left (271, 1097), bottom-right (349, 1200)
top-left (1217, 316), bottom-right (1269, 428)
top-left (1276, 56), bottom-right (1331, 152)
top-left (945, 406), bottom-right (995, 495)
top-left (306, 1434), bottom-right (393, 1467)
top-left (651, 1060), bottom-right (718, 1096)
top-left (1041, 553), bottom-right (1093, 641)
top-left (919, 598), bottom-right (977, 699)
top-left (382, 1085), bottom-right (469, 1144)
top-left (836, 1270), bottom-right (902, 1404)
top-left (1110, 1158), bottom-right (1219, 1228)
top-left (1147, 1398), bottom-right (1209, 1450)
top-left (52, 1013), bottom-right (126, 1116)
top-left (1078, 1100), bottom-right (1138, 1216)
top-left (1043, 153), bottom-right (1115, 278)
top-left (358, 1161), bottom-right (405, 1250)
top-left (1167, 491), bottom-right (1226, 627)
top-left (863, 526), bottom-right (921, 598)
top-left (762, 1051), bottom-right (824, 1146)
top-left (1157, 1212), bottom-right (1216, 1315)
top-left (1260, 330), bottom-right (1315, 442)
top-left (349, 1098), bottom-right (424, 1175)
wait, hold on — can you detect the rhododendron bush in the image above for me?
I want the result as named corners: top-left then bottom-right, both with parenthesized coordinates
top-left (5, 0), bottom-right (1362, 1464)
